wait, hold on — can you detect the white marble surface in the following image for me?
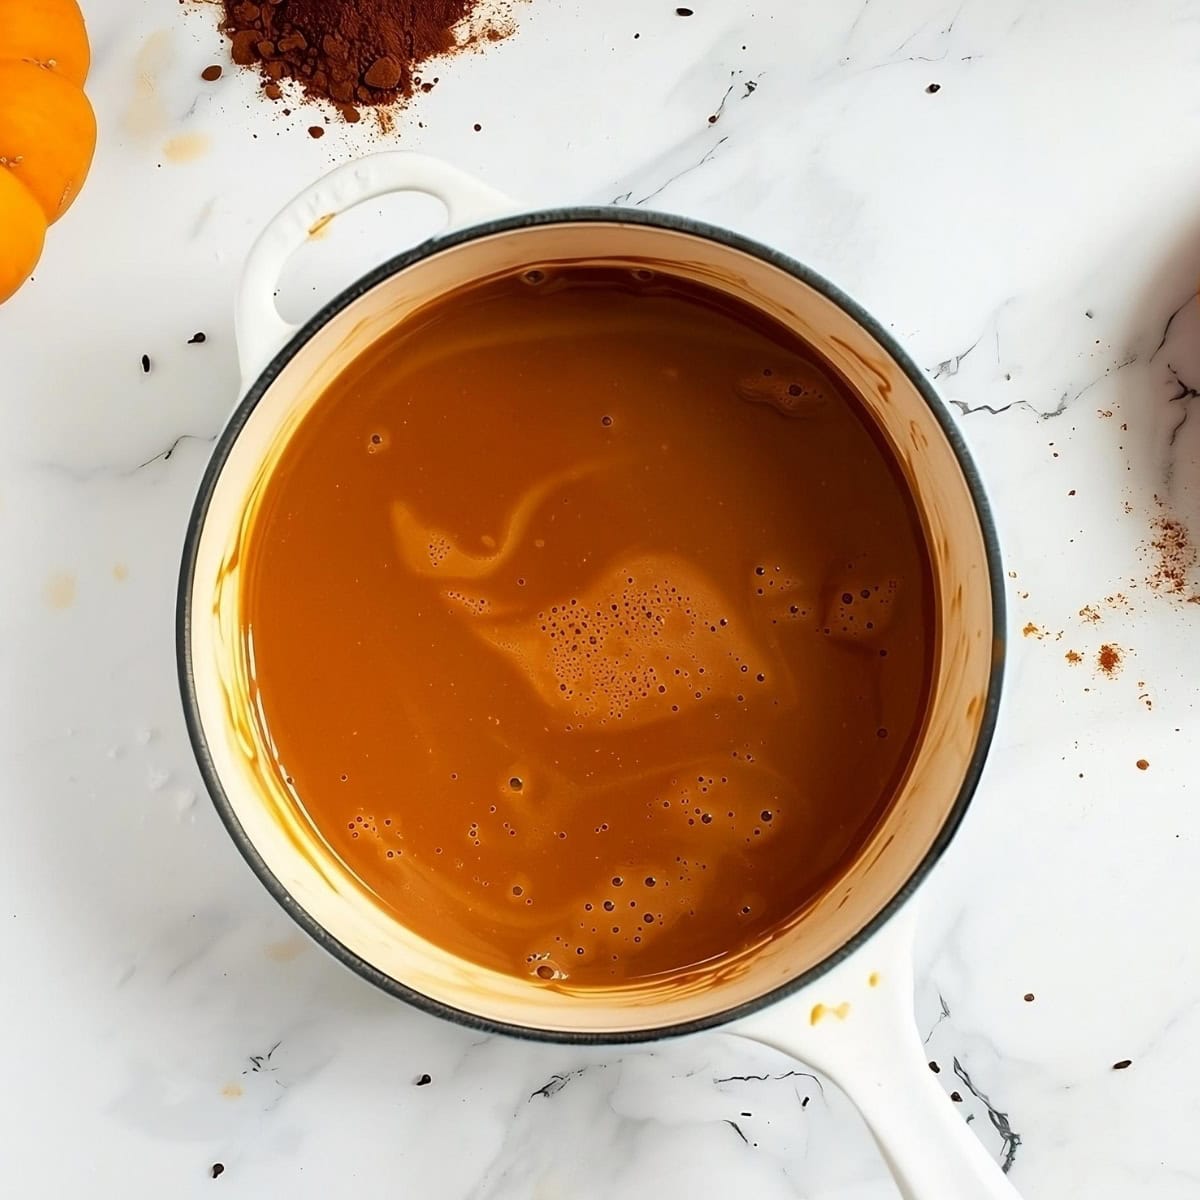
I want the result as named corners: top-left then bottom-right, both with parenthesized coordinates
top-left (2, 0), bottom-right (1198, 1194)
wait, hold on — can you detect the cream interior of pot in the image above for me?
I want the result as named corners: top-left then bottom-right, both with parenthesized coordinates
top-left (188, 222), bottom-right (996, 1035)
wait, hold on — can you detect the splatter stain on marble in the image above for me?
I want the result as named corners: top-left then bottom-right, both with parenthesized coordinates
top-left (44, 572), bottom-right (77, 610)
top-left (264, 936), bottom-right (307, 963)
top-left (124, 31), bottom-right (174, 141)
top-left (810, 1002), bottom-right (852, 1025)
top-left (163, 132), bottom-right (212, 163)
top-left (308, 213), bottom-right (335, 240)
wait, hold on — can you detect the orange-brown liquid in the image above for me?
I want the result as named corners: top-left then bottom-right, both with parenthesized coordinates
top-left (241, 264), bottom-right (934, 989)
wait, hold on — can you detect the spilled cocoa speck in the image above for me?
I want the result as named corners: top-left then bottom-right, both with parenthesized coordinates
top-left (1097, 643), bottom-right (1122, 676)
top-left (1145, 511), bottom-right (1195, 596)
top-left (1065, 649), bottom-right (1082, 664)
top-left (201, 64), bottom-right (223, 82)
top-left (1079, 604), bottom-right (1100, 623)
top-left (415, 1072), bottom-right (432, 1086)
top-left (1136, 758), bottom-right (1149, 771)
top-left (1023, 992), bottom-right (1035, 1002)
top-left (1112, 1059), bottom-right (1132, 1070)
top-left (1022, 622), bottom-right (1061, 642)
top-left (210, 1162), bottom-right (225, 1179)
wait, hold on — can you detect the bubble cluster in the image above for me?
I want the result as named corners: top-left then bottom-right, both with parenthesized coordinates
top-left (821, 573), bottom-right (900, 642)
top-left (427, 536), bottom-right (451, 568)
top-left (735, 360), bottom-right (838, 417)
top-left (655, 760), bottom-right (787, 847)
top-left (346, 812), bottom-right (376, 840)
top-left (474, 556), bottom-right (772, 729)
top-left (505, 746), bottom-right (803, 975)
top-left (445, 589), bottom-right (489, 615)
top-left (749, 560), bottom-right (815, 627)
top-left (525, 864), bottom-right (697, 971)
top-left (343, 811), bottom-right (407, 862)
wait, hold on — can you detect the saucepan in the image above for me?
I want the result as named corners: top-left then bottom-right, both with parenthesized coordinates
top-left (177, 152), bottom-right (1011, 1198)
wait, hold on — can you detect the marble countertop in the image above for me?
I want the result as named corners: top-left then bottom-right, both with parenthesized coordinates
top-left (2, 0), bottom-right (1198, 1195)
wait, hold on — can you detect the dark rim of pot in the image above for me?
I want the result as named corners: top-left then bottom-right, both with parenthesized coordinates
top-left (177, 206), bottom-right (1006, 1046)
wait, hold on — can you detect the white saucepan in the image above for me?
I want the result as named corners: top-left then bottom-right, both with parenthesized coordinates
top-left (178, 152), bottom-right (1012, 1199)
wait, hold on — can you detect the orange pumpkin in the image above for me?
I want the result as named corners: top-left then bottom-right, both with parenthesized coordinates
top-left (0, 0), bottom-right (95, 303)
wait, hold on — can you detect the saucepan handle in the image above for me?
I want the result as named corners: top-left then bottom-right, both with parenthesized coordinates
top-left (731, 902), bottom-right (1022, 1199)
top-left (235, 152), bottom-right (519, 388)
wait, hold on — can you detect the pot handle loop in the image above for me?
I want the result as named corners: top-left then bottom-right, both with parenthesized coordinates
top-left (732, 903), bottom-right (1022, 1199)
top-left (235, 152), bottom-right (519, 387)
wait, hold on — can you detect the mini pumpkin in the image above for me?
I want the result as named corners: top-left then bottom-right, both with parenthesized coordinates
top-left (0, 0), bottom-right (96, 303)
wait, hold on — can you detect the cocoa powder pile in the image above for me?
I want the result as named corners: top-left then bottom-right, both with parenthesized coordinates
top-left (220, 0), bottom-right (499, 113)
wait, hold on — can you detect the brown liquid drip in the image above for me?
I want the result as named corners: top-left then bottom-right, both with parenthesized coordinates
top-left (240, 264), bottom-right (934, 989)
